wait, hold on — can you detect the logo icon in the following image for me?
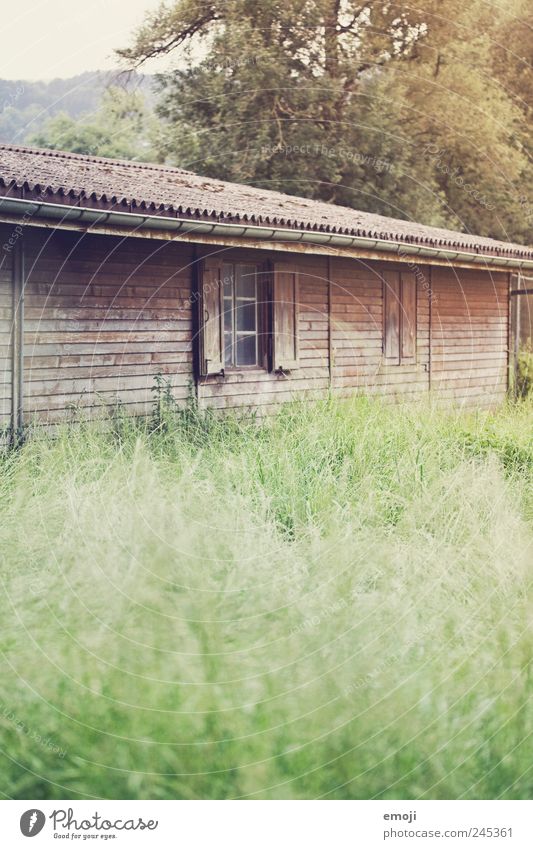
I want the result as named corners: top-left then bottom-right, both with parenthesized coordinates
top-left (20, 810), bottom-right (46, 837)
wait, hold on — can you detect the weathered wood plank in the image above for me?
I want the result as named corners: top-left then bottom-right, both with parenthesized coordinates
top-left (23, 229), bottom-right (195, 416)
top-left (430, 267), bottom-right (508, 402)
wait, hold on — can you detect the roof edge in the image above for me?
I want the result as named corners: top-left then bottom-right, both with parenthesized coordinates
top-left (1, 195), bottom-right (532, 271)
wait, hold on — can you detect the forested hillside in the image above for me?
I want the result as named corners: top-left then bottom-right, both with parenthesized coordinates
top-left (0, 71), bottom-right (156, 159)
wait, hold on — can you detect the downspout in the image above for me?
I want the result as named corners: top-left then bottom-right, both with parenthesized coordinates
top-left (11, 233), bottom-right (24, 445)
top-left (507, 271), bottom-right (513, 397)
top-left (327, 256), bottom-right (333, 392)
top-left (428, 266), bottom-right (432, 395)
top-left (191, 245), bottom-right (201, 411)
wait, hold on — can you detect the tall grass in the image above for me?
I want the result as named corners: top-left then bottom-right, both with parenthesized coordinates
top-left (0, 395), bottom-right (532, 799)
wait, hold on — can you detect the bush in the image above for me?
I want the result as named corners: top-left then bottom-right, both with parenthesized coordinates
top-left (517, 343), bottom-right (533, 398)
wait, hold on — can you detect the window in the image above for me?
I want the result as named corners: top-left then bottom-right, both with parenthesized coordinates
top-left (222, 263), bottom-right (260, 368)
top-left (198, 257), bottom-right (299, 376)
top-left (383, 270), bottom-right (417, 363)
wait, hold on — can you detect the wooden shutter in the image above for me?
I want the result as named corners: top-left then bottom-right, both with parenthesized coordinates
top-left (199, 257), bottom-right (223, 375)
top-left (258, 262), bottom-right (272, 372)
top-left (272, 263), bottom-right (299, 371)
top-left (383, 270), bottom-right (400, 361)
top-left (400, 271), bottom-right (417, 360)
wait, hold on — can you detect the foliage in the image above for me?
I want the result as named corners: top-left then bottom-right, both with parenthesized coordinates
top-left (117, 0), bottom-right (533, 243)
top-left (150, 372), bottom-right (180, 433)
top-left (0, 395), bottom-right (532, 799)
top-left (27, 86), bottom-right (160, 161)
top-left (0, 72), bottom-right (155, 147)
top-left (517, 344), bottom-right (533, 398)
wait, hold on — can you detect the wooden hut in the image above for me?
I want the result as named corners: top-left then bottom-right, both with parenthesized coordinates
top-left (1, 144), bottom-right (532, 436)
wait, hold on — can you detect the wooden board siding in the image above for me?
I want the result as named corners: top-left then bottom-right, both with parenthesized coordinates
top-left (0, 227), bottom-right (13, 440)
top-left (198, 254), bottom-right (439, 412)
top-left (0, 227), bottom-right (511, 427)
top-left (430, 268), bottom-right (509, 407)
top-left (198, 253), bottom-right (330, 410)
top-left (330, 258), bottom-right (430, 399)
top-left (22, 229), bottom-right (194, 422)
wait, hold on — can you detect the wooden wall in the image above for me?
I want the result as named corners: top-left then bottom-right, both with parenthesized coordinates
top-left (199, 255), bottom-right (508, 411)
top-left (430, 267), bottom-right (509, 407)
top-left (0, 226), bottom-right (512, 430)
top-left (330, 258), bottom-right (430, 399)
top-left (23, 229), bottom-right (194, 422)
top-left (198, 251), bottom-right (330, 412)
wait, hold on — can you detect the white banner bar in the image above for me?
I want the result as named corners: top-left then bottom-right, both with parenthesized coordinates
top-left (1, 800), bottom-right (532, 848)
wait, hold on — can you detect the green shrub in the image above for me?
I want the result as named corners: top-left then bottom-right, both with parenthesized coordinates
top-left (517, 344), bottom-right (533, 398)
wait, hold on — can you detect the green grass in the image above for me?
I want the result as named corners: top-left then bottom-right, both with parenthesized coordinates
top-left (0, 394), bottom-right (532, 799)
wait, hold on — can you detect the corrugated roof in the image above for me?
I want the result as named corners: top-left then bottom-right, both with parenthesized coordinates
top-left (0, 143), bottom-right (532, 260)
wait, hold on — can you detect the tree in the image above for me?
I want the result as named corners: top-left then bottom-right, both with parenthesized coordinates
top-left (118, 2), bottom-right (428, 201)
top-left (117, 0), bottom-right (532, 242)
top-left (386, 0), bottom-right (532, 240)
top-left (28, 86), bottom-right (159, 161)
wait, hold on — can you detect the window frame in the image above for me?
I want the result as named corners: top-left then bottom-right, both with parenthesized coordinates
top-left (197, 255), bottom-right (299, 378)
top-left (221, 261), bottom-right (267, 371)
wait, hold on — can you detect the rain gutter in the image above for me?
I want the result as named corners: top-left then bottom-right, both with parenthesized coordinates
top-left (1, 196), bottom-right (532, 271)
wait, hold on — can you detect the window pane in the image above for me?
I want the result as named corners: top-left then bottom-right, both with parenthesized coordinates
top-left (223, 299), bottom-right (233, 332)
top-left (236, 301), bottom-right (256, 332)
top-left (236, 265), bottom-right (256, 299)
top-left (224, 332), bottom-right (233, 367)
top-left (222, 264), bottom-right (233, 298)
top-left (236, 334), bottom-right (257, 366)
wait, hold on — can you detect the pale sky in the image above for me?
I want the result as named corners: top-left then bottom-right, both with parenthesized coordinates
top-left (0, 0), bottom-right (170, 80)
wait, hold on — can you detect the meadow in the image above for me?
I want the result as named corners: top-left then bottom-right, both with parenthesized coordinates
top-left (0, 393), bottom-right (532, 800)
